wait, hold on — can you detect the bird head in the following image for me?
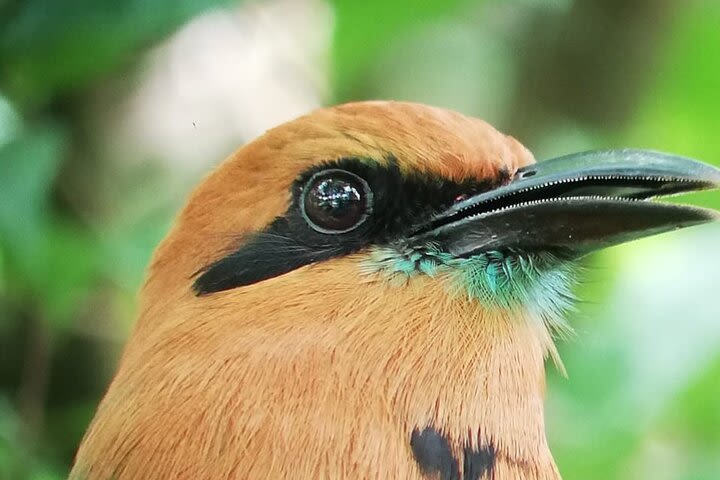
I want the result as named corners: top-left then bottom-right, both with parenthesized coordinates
top-left (73, 101), bottom-right (720, 480)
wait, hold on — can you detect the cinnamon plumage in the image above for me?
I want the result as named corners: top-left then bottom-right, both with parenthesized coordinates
top-left (71, 101), bottom-right (720, 479)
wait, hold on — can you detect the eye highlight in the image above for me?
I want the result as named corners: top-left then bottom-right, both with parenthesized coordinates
top-left (300, 169), bottom-right (372, 233)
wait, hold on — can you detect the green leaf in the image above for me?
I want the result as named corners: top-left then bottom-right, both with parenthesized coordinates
top-left (329, 0), bottom-right (472, 100)
top-left (0, 401), bottom-right (66, 480)
top-left (35, 220), bottom-right (101, 329)
top-left (0, 126), bottom-right (65, 252)
top-left (666, 353), bottom-right (720, 447)
top-left (100, 207), bottom-right (174, 293)
top-left (0, 0), bottom-right (237, 105)
top-left (626, 1), bottom-right (720, 210)
top-left (0, 94), bottom-right (22, 149)
top-left (0, 127), bottom-right (100, 328)
top-left (0, 395), bottom-right (23, 480)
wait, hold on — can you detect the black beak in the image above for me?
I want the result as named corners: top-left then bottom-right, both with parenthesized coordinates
top-left (412, 149), bottom-right (720, 258)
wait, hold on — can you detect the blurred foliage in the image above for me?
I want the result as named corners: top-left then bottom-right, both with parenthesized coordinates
top-left (330, 0), bottom-right (469, 100)
top-left (1, 0), bottom-right (719, 479)
top-left (0, 0), bottom-right (236, 105)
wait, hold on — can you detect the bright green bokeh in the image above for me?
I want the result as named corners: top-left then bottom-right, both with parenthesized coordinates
top-left (1, 1), bottom-right (718, 478)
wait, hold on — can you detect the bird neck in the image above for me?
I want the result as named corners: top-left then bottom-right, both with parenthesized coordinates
top-left (72, 257), bottom-right (561, 479)
top-left (364, 276), bottom-right (562, 479)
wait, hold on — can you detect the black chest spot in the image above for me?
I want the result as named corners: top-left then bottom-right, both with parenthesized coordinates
top-left (410, 427), bottom-right (496, 480)
top-left (462, 444), bottom-right (496, 480)
top-left (410, 427), bottom-right (459, 480)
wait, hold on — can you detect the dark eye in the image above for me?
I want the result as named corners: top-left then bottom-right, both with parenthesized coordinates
top-left (300, 169), bottom-right (372, 233)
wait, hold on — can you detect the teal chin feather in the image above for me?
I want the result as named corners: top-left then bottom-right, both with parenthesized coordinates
top-left (363, 245), bottom-right (581, 337)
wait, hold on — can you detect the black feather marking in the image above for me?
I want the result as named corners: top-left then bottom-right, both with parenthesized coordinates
top-left (193, 157), bottom-right (503, 295)
top-left (462, 444), bottom-right (496, 480)
top-left (192, 218), bottom-right (343, 295)
top-left (410, 427), bottom-right (460, 480)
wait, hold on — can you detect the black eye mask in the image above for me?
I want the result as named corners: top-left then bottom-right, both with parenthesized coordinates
top-left (192, 158), bottom-right (502, 296)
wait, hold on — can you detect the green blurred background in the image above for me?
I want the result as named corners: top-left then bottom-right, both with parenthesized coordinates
top-left (1, 0), bottom-right (719, 478)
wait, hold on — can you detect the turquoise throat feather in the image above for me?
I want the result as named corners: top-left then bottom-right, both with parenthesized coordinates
top-left (364, 245), bottom-right (581, 337)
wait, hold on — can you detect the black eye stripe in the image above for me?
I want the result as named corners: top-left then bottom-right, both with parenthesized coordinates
top-left (193, 157), bottom-right (504, 295)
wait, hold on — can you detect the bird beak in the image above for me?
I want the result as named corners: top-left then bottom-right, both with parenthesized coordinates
top-left (411, 149), bottom-right (720, 258)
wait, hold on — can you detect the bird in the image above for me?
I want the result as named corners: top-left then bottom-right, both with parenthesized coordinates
top-left (70, 101), bottom-right (720, 480)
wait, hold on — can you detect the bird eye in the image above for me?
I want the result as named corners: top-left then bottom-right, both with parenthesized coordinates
top-left (300, 169), bottom-right (372, 233)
